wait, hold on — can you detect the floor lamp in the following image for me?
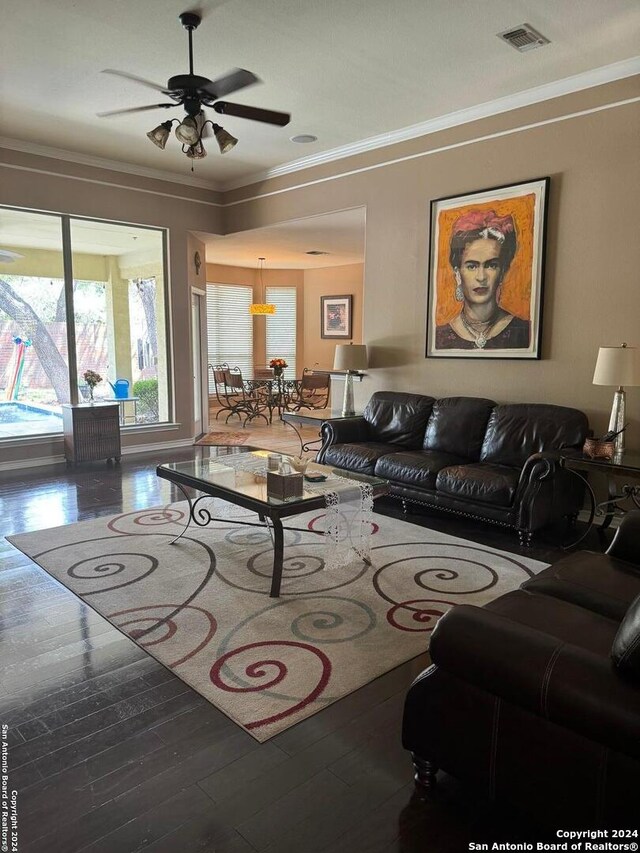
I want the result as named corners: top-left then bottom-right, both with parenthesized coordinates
top-left (592, 343), bottom-right (640, 457)
top-left (333, 344), bottom-right (368, 417)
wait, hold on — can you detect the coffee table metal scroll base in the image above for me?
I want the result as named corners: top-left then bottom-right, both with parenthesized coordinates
top-left (168, 482), bottom-right (306, 597)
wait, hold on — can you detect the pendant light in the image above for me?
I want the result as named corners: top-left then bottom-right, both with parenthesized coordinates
top-left (249, 257), bottom-right (276, 315)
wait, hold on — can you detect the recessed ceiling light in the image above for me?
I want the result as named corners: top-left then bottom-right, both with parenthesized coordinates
top-left (290, 134), bottom-right (318, 144)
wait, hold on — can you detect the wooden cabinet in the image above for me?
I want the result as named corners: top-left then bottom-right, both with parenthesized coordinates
top-left (62, 403), bottom-right (121, 464)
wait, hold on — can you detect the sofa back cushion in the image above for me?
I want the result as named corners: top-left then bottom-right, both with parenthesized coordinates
top-left (423, 397), bottom-right (496, 460)
top-left (480, 404), bottom-right (589, 467)
top-left (364, 392), bottom-right (435, 448)
top-left (611, 593), bottom-right (640, 681)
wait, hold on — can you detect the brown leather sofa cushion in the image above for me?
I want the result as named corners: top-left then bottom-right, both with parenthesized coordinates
top-left (422, 397), bottom-right (495, 460)
top-left (321, 442), bottom-right (401, 476)
top-left (363, 392), bottom-right (434, 448)
top-left (612, 594), bottom-right (640, 680)
top-left (374, 450), bottom-right (466, 489)
top-left (436, 463), bottom-right (520, 507)
top-left (523, 551), bottom-right (640, 621)
top-left (480, 403), bottom-right (588, 467)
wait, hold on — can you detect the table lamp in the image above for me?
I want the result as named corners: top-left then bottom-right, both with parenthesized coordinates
top-left (592, 342), bottom-right (640, 456)
top-left (333, 343), bottom-right (368, 417)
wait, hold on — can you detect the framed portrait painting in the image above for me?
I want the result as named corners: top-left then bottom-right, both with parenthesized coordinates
top-left (426, 177), bottom-right (549, 359)
top-left (321, 294), bottom-right (353, 339)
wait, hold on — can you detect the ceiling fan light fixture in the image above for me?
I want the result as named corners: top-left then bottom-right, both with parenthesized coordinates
top-left (212, 123), bottom-right (238, 154)
top-left (146, 120), bottom-right (173, 149)
top-left (175, 115), bottom-right (200, 145)
top-left (185, 139), bottom-right (207, 159)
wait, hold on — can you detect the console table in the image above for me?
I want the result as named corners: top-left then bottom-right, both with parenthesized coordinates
top-left (62, 403), bottom-right (121, 464)
top-left (560, 450), bottom-right (640, 547)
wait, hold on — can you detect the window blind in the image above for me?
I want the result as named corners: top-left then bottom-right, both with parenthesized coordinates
top-left (266, 287), bottom-right (296, 378)
top-left (206, 283), bottom-right (253, 389)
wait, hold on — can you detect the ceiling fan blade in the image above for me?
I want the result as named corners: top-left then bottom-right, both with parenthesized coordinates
top-left (199, 68), bottom-right (260, 100)
top-left (213, 101), bottom-right (290, 126)
top-left (101, 69), bottom-right (172, 95)
top-left (97, 103), bottom-right (175, 118)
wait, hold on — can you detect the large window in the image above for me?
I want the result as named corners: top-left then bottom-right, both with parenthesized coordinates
top-left (0, 207), bottom-right (169, 438)
top-left (266, 287), bottom-right (296, 378)
top-left (206, 284), bottom-right (253, 384)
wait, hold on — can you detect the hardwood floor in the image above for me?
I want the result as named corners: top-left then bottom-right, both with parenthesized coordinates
top-left (0, 418), bottom-right (605, 852)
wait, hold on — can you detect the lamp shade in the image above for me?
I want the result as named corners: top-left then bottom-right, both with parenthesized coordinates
top-left (592, 344), bottom-right (640, 387)
top-left (333, 344), bottom-right (368, 372)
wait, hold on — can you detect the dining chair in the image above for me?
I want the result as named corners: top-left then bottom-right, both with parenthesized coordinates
top-left (285, 368), bottom-right (331, 411)
top-left (223, 366), bottom-right (269, 426)
top-left (209, 363), bottom-right (238, 421)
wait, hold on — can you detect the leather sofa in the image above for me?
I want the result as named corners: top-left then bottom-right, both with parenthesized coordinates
top-left (318, 392), bottom-right (588, 544)
top-left (402, 511), bottom-right (640, 827)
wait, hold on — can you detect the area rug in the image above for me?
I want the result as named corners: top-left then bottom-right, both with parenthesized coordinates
top-left (195, 431), bottom-right (248, 446)
top-left (7, 505), bottom-right (546, 742)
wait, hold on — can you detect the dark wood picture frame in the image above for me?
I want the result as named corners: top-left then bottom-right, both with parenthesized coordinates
top-left (426, 177), bottom-right (550, 360)
top-left (321, 294), bottom-right (353, 339)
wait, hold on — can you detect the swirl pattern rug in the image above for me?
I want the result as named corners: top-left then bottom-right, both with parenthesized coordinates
top-left (7, 503), bottom-right (546, 742)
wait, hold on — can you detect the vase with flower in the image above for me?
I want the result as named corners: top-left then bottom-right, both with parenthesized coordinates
top-left (83, 369), bottom-right (102, 402)
top-left (269, 357), bottom-right (287, 378)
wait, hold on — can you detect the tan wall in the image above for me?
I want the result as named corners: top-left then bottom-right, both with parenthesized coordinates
top-left (205, 263), bottom-right (304, 373)
top-left (302, 264), bottom-right (364, 370)
top-left (0, 149), bottom-right (221, 463)
top-left (1, 75), bottom-right (639, 466)
top-left (223, 78), bottom-right (640, 450)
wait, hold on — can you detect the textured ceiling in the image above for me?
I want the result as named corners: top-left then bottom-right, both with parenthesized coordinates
top-left (1, 0), bottom-right (639, 189)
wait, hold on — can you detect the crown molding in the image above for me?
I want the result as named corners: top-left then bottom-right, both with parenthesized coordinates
top-left (0, 136), bottom-right (222, 192)
top-left (221, 56), bottom-right (640, 192)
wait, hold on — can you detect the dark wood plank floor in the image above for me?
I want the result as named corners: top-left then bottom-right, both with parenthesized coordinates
top-left (0, 444), bottom-right (606, 852)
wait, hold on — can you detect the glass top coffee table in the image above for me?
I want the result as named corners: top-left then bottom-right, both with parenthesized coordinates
top-left (157, 448), bottom-right (387, 597)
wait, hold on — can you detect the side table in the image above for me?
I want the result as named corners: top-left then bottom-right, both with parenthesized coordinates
top-left (559, 450), bottom-right (640, 547)
top-left (62, 403), bottom-right (121, 464)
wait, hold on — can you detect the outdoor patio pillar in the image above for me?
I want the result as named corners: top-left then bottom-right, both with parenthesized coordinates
top-left (105, 256), bottom-right (132, 387)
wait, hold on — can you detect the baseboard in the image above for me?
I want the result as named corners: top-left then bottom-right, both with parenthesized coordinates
top-left (120, 437), bottom-right (195, 456)
top-left (0, 454), bottom-right (66, 472)
top-left (0, 438), bottom-right (194, 472)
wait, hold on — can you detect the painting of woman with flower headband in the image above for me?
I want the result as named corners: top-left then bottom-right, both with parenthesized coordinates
top-left (426, 178), bottom-right (549, 359)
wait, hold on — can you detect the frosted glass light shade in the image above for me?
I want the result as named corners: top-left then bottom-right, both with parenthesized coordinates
top-left (146, 121), bottom-right (172, 149)
top-left (592, 345), bottom-right (640, 387)
top-left (333, 344), bottom-right (368, 371)
top-left (175, 116), bottom-right (200, 145)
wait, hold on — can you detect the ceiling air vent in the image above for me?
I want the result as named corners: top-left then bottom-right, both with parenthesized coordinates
top-left (306, 250), bottom-right (329, 256)
top-left (497, 23), bottom-right (550, 52)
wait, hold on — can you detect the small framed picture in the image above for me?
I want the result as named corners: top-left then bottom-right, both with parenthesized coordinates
top-left (426, 177), bottom-right (549, 359)
top-left (321, 295), bottom-right (353, 339)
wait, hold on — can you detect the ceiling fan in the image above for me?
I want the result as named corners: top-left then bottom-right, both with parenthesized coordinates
top-left (98, 11), bottom-right (290, 157)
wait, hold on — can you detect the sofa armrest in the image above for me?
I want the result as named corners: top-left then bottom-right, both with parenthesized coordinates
top-left (514, 451), bottom-right (584, 533)
top-left (517, 450), bottom-right (562, 488)
top-left (430, 604), bottom-right (640, 759)
top-left (318, 416), bottom-right (370, 462)
top-left (607, 510), bottom-right (640, 566)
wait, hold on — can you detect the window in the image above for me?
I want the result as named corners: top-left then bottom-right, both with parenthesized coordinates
top-left (0, 206), bottom-right (170, 439)
top-left (70, 220), bottom-right (168, 424)
top-left (206, 284), bottom-right (253, 385)
top-left (266, 287), bottom-right (296, 378)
